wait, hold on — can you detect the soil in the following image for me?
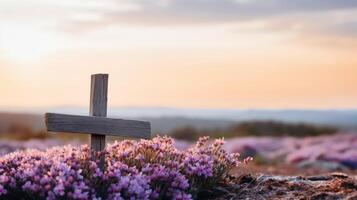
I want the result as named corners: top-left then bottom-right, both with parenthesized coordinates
top-left (203, 164), bottom-right (357, 200)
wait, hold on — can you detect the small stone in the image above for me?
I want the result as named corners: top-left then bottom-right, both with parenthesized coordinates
top-left (330, 172), bottom-right (349, 179)
top-left (306, 175), bottom-right (332, 181)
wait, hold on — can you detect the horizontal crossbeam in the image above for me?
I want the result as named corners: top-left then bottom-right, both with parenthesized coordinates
top-left (45, 113), bottom-right (151, 139)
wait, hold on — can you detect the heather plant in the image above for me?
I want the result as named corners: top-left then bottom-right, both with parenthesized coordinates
top-left (0, 136), bottom-right (247, 200)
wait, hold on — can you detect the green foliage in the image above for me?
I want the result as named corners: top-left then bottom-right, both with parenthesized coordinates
top-left (170, 121), bottom-right (337, 141)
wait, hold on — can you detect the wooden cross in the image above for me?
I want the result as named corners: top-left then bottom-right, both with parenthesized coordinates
top-left (45, 73), bottom-right (151, 154)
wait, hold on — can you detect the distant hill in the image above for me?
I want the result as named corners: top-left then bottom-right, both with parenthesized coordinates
top-left (110, 108), bottom-right (357, 130)
top-left (140, 117), bottom-right (234, 134)
top-left (0, 112), bottom-right (234, 134)
top-left (0, 112), bottom-right (44, 133)
top-left (0, 107), bottom-right (357, 135)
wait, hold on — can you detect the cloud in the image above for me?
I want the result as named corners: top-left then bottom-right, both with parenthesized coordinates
top-left (66, 0), bottom-right (357, 25)
top-left (57, 0), bottom-right (357, 43)
top-left (258, 8), bottom-right (357, 43)
top-left (1, 0), bottom-right (357, 44)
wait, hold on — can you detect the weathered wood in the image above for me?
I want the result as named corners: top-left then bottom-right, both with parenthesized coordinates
top-left (44, 73), bottom-right (151, 171)
top-left (90, 74), bottom-right (108, 117)
top-left (90, 74), bottom-right (108, 152)
top-left (45, 113), bottom-right (151, 139)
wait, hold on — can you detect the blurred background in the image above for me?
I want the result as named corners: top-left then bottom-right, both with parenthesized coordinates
top-left (0, 0), bottom-right (356, 174)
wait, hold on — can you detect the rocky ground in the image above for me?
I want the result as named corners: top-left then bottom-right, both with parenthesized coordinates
top-left (204, 172), bottom-right (357, 200)
top-left (203, 164), bottom-right (357, 200)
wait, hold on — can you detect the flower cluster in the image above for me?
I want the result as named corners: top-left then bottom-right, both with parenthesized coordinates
top-left (226, 133), bottom-right (356, 169)
top-left (0, 136), bottom-right (246, 200)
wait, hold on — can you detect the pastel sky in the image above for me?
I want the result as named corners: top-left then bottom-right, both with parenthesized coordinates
top-left (0, 0), bottom-right (357, 109)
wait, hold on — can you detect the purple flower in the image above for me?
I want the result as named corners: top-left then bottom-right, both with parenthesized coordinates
top-left (0, 136), bottom-right (244, 199)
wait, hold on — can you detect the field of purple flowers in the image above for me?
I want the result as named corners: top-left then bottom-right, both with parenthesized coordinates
top-left (224, 133), bottom-right (357, 170)
top-left (0, 133), bottom-right (355, 199)
top-left (169, 133), bottom-right (357, 171)
top-left (0, 139), bottom-right (81, 156)
top-left (0, 136), bottom-right (250, 200)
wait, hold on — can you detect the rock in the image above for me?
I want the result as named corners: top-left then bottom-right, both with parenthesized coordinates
top-left (208, 174), bottom-right (357, 200)
top-left (306, 175), bottom-right (332, 181)
top-left (330, 172), bottom-right (349, 179)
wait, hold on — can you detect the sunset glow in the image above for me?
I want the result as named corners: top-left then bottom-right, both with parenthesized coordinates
top-left (0, 0), bottom-right (357, 109)
top-left (0, 27), bottom-right (57, 61)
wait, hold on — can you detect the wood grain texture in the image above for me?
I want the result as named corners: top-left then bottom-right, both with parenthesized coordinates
top-left (90, 74), bottom-right (108, 117)
top-left (89, 74), bottom-right (108, 151)
top-left (45, 113), bottom-right (151, 139)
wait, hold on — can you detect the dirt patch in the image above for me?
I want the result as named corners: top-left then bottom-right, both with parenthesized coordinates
top-left (200, 173), bottom-right (357, 200)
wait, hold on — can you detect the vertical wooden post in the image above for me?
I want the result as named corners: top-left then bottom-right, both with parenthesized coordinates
top-left (90, 74), bottom-right (108, 169)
